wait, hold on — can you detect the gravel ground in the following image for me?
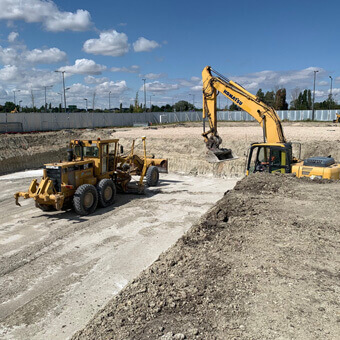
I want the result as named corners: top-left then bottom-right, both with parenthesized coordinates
top-left (73, 173), bottom-right (340, 340)
top-left (0, 171), bottom-right (237, 340)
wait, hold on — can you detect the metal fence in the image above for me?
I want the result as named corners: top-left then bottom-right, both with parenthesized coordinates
top-left (0, 109), bottom-right (338, 133)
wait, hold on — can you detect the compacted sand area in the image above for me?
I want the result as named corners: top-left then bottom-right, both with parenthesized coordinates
top-left (73, 173), bottom-right (340, 340)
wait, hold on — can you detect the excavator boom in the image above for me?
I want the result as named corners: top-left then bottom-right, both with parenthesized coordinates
top-left (202, 66), bottom-right (286, 162)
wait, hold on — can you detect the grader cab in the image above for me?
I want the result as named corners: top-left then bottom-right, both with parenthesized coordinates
top-left (14, 137), bottom-right (168, 215)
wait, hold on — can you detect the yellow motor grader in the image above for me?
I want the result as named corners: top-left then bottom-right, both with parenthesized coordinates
top-left (14, 137), bottom-right (168, 215)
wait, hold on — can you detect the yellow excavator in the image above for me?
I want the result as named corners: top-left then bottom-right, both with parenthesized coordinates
top-left (202, 66), bottom-right (340, 180)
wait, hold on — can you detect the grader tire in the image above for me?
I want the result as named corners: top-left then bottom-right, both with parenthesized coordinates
top-left (146, 166), bottom-right (159, 186)
top-left (73, 184), bottom-right (98, 216)
top-left (97, 179), bottom-right (116, 208)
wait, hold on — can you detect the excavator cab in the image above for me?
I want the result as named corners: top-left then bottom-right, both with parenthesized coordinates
top-left (246, 143), bottom-right (293, 175)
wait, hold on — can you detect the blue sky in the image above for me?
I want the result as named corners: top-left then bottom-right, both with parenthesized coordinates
top-left (0, 0), bottom-right (339, 109)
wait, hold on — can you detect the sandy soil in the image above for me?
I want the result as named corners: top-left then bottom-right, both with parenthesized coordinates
top-left (1, 122), bottom-right (340, 177)
top-left (1, 122), bottom-right (340, 340)
top-left (0, 171), bottom-right (237, 340)
top-left (73, 173), bottom-right (340, 340)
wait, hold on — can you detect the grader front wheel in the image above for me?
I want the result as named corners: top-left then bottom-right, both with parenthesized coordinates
top-left (146, 166), bottom-right (159, 186)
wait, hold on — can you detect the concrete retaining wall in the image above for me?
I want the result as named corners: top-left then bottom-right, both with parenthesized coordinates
top-left (0, 109), bottom-right (338, 133)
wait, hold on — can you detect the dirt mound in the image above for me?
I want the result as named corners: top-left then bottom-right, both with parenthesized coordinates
top-left (72, 173), bottom-right (340, 339)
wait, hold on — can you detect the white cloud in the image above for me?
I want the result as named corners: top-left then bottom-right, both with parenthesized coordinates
top-left (230, 67), bottom-right (327, 92)
top-left (83, 30), bottom-right (129, 57)
top-left (84, 76), bottom-right (109, 84)
top-left (178, 77), bottom-right (202, 88)
top-left (45, 9), bottom-right (92, 32)
top-left (95, 80), bottom-right (128, 95)
top-left (8, 31), bottom-right (18, 42)
top-left (59, 59), bottom-right (107, 75)
top-left (0, 45), bottom-right (67, 66)
top-left (0, 47), bottom-right (20, 65)
top-left (318, 81), bottom-right (328, 86)
top-left (133, 37), bottom-right (160, 52)
top-left (0, 65), bottom-right (21, 82)
top-left (0, 0), bottom-right (92, 32)
top-left (142, 81), bottom-right (179, 93)
top-left (25, 48), bottom-right (67, 64)
top-left (111, 65), bottom-right (140, 73)
top-left (331, 88), bottom-right (340, 96)
top-left (190, 85), bottom-right (202, 91)
top-left (141, 73), bottom-right (167, 80)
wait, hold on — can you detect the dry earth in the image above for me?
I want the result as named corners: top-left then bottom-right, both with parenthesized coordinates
top-left (0, 171), bottom-right (237, 340)
top-left (73, 173), bottom-right (340, 340)
top-left (1, 122), bottom-right (340, 177)
top-left (1, 122), bottom-right (340, 340)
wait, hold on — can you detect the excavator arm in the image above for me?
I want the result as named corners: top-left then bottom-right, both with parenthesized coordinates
top-left (202, 66), bottom-right (286, 161)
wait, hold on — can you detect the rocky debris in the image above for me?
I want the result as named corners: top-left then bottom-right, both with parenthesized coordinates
top-left (72, 173), bottom-right (340, 339)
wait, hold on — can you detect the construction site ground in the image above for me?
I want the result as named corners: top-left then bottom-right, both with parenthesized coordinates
top-left (0, 121), bottom-right (339, 339)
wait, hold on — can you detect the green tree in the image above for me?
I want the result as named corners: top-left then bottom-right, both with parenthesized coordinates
top-left (132, 92), bottom-right (143, 113)
top-left (256, 88), bottom-right (265, 102)
top-left (229, 103), bottom-right (240, 111)
top-left (174, 100), bottom-right (193, 112)
top-left (4, 101), bottom-right (16, 112)
top-left (274, 88), bottom-right (288, 110)
top-left (263, 91), bottom-right (275, 107)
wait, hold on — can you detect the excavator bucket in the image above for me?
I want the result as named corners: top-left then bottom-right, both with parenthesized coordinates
top-left (205, 148), bottom-right (237, 163)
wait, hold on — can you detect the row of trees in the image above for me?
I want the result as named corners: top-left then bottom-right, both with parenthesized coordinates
top-left (0, 91), bottom-right (339, 113)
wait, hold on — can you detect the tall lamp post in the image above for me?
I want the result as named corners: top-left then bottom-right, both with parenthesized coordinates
top-left (43, 85), bottom-right (53, 112)
top-left (57, 92), bottom-right (63, 112)
top-left (149, 94), bottom-right (155, 111)
top-left (142, 78), bottom-right (146, 112)
top-left (312, 70), bottom-right (319, 121)
top-left (18, 100), bottom-right (22, 112)
top-left (329, 75), bottom-right (333, 109)
top-left (55, 70), bottom-right (67, 112)
top-left (13, 89), bottom-right (20, 106)
top-left (109, 91), bottom-right (111, 111)
top-left (189, 93), bottom-right (195, 110)
top-left (84, 98), bottom-right (88, 111)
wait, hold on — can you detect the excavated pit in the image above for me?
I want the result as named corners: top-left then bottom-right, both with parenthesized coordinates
top-left (72, 173), bottom-right (340, 340)
top-left (1, 122), bottom-right (340, 178)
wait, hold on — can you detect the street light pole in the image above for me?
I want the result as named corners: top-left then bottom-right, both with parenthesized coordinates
top-left (44, 85), bottom-right (53, 112)
top-left (13, 90), bottom-right (20, 106)
top-left (109, 91), bottom-right (111, 111)
top-left (189, 94), bottom-right (195, 110)
top-left (329, 76), bottom-right (333, 109)
top-left (84, 98), bottom-right (88, 111)
top-left (57, 92), bottom-right (62, 112)
top-left (55, 70), bottom-right (66, 112)
top-left (312, 70), bottom-right (319, 121)
top-left (149, 94), bottom-right (155, 111)
top-left (142, 78), bottom-right (146, 112)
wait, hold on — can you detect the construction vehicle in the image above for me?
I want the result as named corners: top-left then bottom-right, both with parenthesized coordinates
top-left (333, 113), bottom-right (340, 123)
top-left (202, 66), bottom-right (340, 180)
top-left (14, 137), bottom-right (168, 215)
